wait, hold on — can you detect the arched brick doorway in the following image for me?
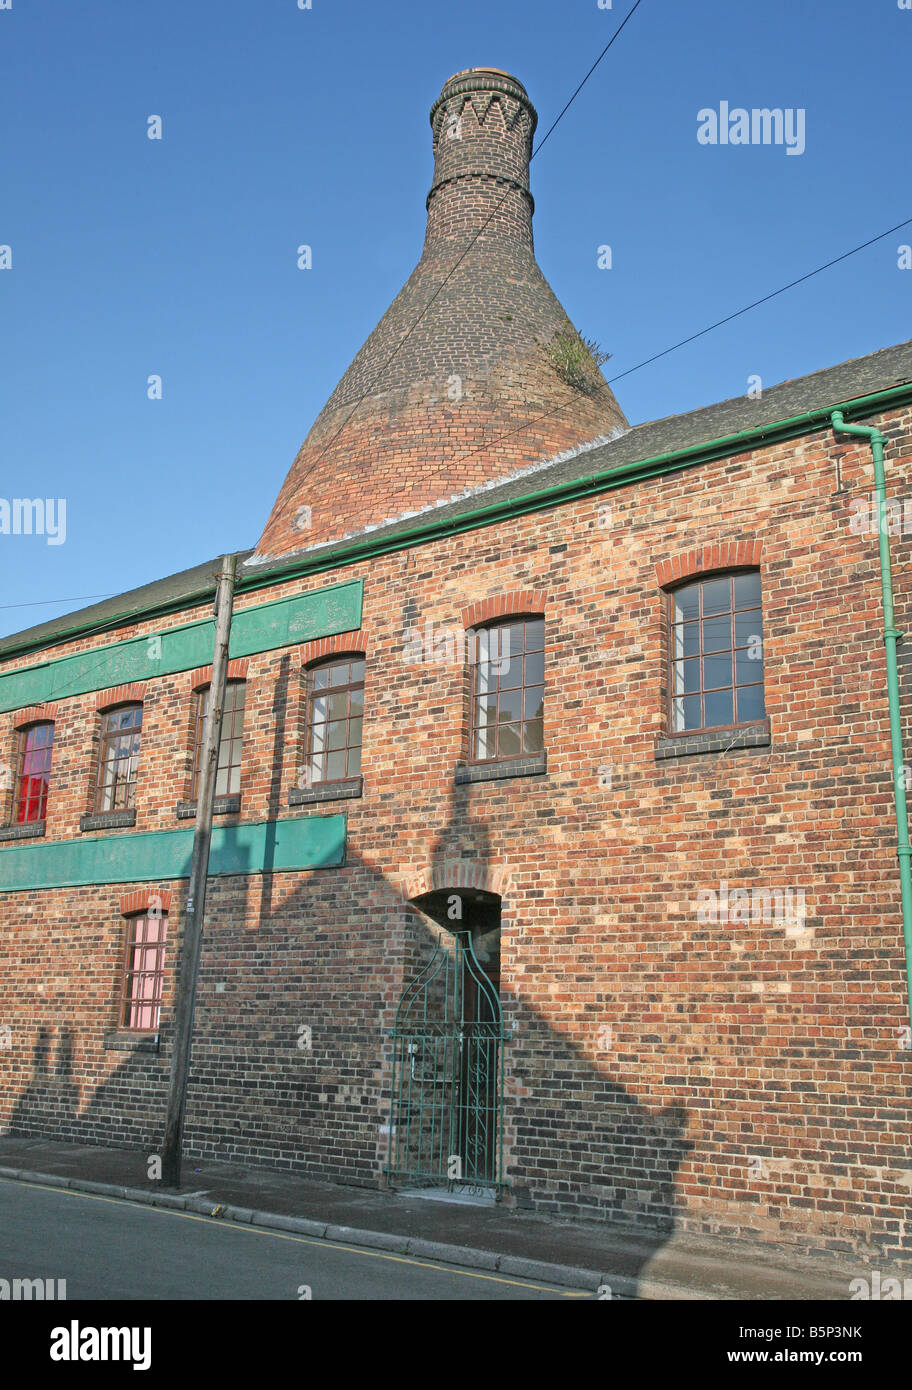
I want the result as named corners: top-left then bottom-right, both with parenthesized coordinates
top-left (387, 884), bottom-right (504, 1196)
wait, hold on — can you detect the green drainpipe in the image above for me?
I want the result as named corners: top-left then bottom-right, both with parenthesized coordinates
top-left (831, 410), bottom-right (912, 1030)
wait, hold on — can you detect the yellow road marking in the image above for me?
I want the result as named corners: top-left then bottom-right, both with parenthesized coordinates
top-left (0, 1177), bottom-right (590, 1296)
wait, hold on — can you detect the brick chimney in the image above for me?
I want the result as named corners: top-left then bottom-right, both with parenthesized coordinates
top-left (424, 69), bottom-right (536, 251)
top-left (255, 69), bottom-right (627, 559)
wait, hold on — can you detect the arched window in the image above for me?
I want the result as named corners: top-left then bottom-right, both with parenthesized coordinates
top-left (15, 721), bottom-right (54, 823)
top-left (120, 906), bottom-right (168, 1032)
top-left (192, 680), bottom-right (246, 798)
top-left (96, 704), bottom-right (143, 811)
top-left (305, 657), bottom-right (364, 783)
top-left (668, 571), bottom-right (765, 733)
top-left (469, 618), bottom-right (544, 763)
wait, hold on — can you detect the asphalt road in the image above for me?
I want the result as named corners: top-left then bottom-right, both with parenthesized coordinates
top-left (0, 1178), bottom-right (591, 1300)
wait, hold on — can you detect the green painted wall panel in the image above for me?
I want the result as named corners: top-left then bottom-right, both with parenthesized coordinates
top-left (0, 579), bottom-right (362, 713)
top-left (0, 815), bottom-right (346, 892)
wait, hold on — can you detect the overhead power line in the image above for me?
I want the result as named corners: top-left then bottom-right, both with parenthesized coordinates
top-left (274, 0), bottom-right (648, 521)
top-left (0, 592), bottom-right (116, 612)
top-left (427, 213), bottom-right (912, 473)
top-left (531, 0), bottom-right (646, 161)
top-left (5, 209), bottom-right (908, 656)
top-left (606, 216), bottom-right (912, 386)
top-left (7, 211), bottom-right (910, 628)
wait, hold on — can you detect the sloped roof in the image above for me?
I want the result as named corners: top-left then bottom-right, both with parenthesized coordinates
top-left (0, 554), bottom-right (253, 659)
top-left (3, 336), bottom-right (911, 662)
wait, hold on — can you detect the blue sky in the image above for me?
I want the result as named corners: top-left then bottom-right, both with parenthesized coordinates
top-left (1, 0), bottom-right (909, 639)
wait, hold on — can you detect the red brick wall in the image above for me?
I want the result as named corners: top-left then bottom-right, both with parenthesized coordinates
top-left (2, 403), bottom-right (912, 1261)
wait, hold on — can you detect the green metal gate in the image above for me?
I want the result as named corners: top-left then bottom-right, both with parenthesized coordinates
top-left (385, 930), bottom-right (504, 1193)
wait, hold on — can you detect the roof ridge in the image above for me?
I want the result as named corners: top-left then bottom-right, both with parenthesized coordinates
top-left (5, 338), bottom-right (912, 656)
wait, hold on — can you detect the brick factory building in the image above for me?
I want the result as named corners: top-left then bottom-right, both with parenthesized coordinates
top-left (2, 68), bottom-right (912, 1265)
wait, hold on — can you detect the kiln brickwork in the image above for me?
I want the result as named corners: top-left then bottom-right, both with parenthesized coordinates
top-left (257, 69), bottom-right (626, 556)
top-left (2, 68), bottom-right (912, 1268)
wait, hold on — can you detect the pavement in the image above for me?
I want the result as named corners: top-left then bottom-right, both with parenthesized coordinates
top-left (0, 1134), bottom-right (897, 1300)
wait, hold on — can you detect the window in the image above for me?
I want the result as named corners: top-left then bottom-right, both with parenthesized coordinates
top-left (668, 572), bottom-right (765, 733)
top-left (306, 658), bottom-right (364, 783)
top-left (192, 681), bottom-right (246, 798)
top-left (14, 722), bottom-right (54, 823)
top-left (97, 704), bottom-right (143, 811)
top-left (470, 618), bottom-right (544, 762)
top-left (120, 910), bottom-right (168, 1031)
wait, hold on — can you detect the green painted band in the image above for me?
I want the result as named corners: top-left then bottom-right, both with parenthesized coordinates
top-left (0, 579), bottom-right (362, 714)
top-left (0, 814), bottom-right (346, 892)
top-left (3, 384), bottom-right (911, 667)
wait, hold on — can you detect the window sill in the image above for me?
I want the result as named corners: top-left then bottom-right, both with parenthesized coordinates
top-left (289, 776), bottom-right (362, 806)
top-left (79, 810), bottom-right (137, 832)
top-left (103, 1030), bottom-right (159, 1053)
top-left (175, 795), bottom-right (242, 819)
top-left (655, 721), bottom-right (771, 760)
top-left (455, 752), bottom-right (547, 785)
top-left (0, 820), bottom-right (46, 842)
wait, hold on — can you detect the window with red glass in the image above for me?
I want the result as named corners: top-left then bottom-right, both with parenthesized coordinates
top-left (120, 910), bottom-right (168, 1031)
top-left (469, 618), bottom-right (545, 762)
top-left (668, 571), bottom-right (765, 733)
top-left (96, 704), bottom-right (143, 812)
top-left (191, 681), bottom-right (246, 798)
top-left (15, 722), bottom-right (54, 823)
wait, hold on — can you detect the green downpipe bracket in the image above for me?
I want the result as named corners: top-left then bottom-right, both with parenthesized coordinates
top-left (832, 410), bottom-right (912, 1029)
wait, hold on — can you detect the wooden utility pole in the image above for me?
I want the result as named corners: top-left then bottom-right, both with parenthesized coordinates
top-left (161, 553), bottom-right (237, 1187)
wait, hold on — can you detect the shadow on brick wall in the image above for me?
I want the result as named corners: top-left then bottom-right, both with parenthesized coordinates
top-left (2, 779), bottom-right (699, 1295)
